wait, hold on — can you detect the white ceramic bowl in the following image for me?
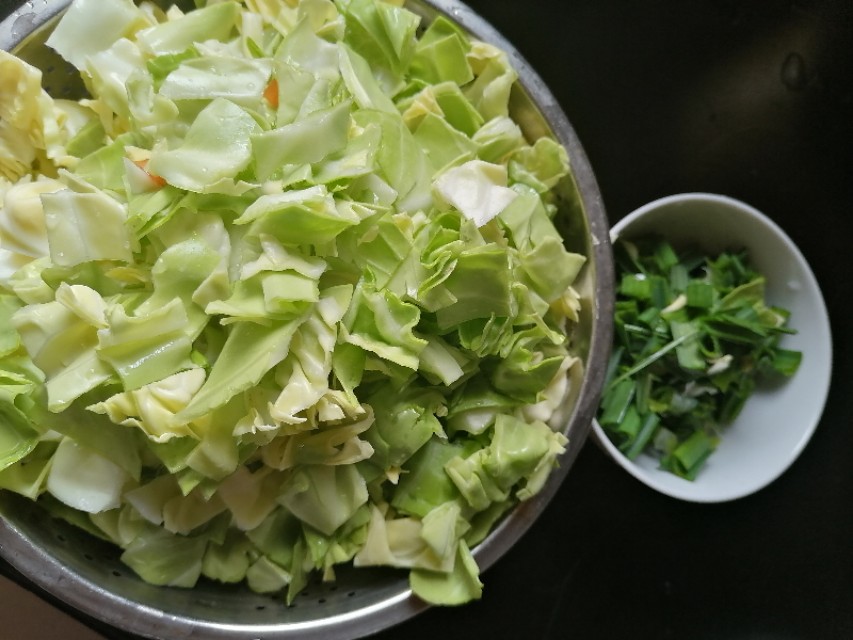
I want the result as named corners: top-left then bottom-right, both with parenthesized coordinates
top-left (592, 192), bottom-right (832, 502)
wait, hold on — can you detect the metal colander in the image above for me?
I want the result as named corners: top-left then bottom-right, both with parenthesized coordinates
top-left (0, 1), bottom-right (614, 638)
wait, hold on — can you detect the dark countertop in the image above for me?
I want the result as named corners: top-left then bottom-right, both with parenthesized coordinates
top-left (1, 1), bottom-right (852, 639)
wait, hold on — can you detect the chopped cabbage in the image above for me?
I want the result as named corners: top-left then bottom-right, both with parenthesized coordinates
top-left (0, 0), bottom-right (588, 607)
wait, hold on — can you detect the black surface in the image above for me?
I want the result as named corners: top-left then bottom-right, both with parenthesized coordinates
top-left (2, 0), bottom-right (852, 639)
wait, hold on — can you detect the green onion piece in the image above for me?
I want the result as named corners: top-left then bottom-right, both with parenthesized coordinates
top-left (648, 275), bottom-right (669, 309)
top-left (662, 430), bottom-right (718, 480)
top-left (669, 263), bottom-right (689, 292)
top-left (620, 274), bottom-right (650, 299)
top-left (654, 241), bottom-right (680, 270)
top-left (769, 348), bottom-right (803, 377)
top-left (599, 378), bottom-right (635, 427)
top-left (606, 331), bottom-right (696, 390)
top-left (685, 281), bottom-right (714, 309)
top-left (616, 405), bottom-right (641, 447)
top-left (671, 320), bottom-right (704, 371)
top-left (624, 412), bottom-right (660, 460)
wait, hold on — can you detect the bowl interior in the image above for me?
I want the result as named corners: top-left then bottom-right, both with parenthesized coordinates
top-left (593, 193), bottom-right (832, 503)
top-left (0, 1), bottom-right (613, 638)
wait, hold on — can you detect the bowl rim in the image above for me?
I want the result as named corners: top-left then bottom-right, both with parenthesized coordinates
top-left (592, 191), bottom-right (833, 503)
top-left (0, 1), bottom-right (615, 637)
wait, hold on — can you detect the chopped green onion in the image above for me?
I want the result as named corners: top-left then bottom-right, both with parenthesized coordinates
top-left (662, 430), bottom-right (719, 480)
top-left (599, 236), bottom-right (802, 480)
top-left (769, 348), bottom-right (803, 377)
top-left (685, 281), bottom-right (715, 308)
top-left (624, 413), bottom-right (660, 460)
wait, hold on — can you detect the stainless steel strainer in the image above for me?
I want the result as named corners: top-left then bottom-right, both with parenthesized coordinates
top-left (0, 1), bottom-right (614, 638)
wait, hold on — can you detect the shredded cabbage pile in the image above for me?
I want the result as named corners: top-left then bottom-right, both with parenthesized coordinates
top-left (0, 0), bottom-right (586, 605)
